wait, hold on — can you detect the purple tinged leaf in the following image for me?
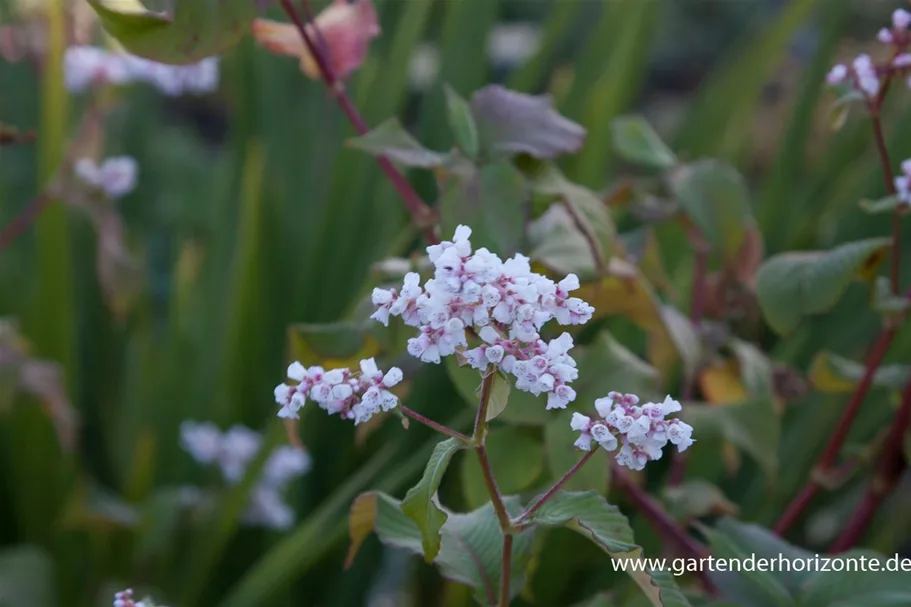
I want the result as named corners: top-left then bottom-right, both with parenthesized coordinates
top-left (470, 85), bottom-right (586, 159)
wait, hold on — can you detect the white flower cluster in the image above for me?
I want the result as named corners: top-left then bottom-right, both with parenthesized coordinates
top-left (371, 225), bottom-right (594, 410)
top-left (65, 46), bottom-right (219, 96)
top-left (113, 589), bottom-right (145, 607)
top-left (180, 421), bottom-right (311, 530)
top-left (273, 358), bottom-right (403, 425)
top-left (894, 158), bottom-right (911, 206)
top-left (826, 9), bottom-right (911, 97)
top-left (570, 392), bottom-right (694, 471)
top-left (74, 156), bottom-right (138, 199)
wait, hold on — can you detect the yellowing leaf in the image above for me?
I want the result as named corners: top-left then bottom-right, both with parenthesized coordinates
top-left (808, 351), bottom-right (910, 394)
top-left (345, 492), bottom-right (378, 569)
top-left (699, 360), bottom-right (749, 405)
top-left (252, 0), bottom-right (380, 80)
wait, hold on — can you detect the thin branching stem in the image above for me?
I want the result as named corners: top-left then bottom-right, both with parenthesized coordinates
top-left (398, 405), bottom-right (471, 442)
top-left (514, 448), bottom-right (598, 525)
top-left (0, 192), bottom-right (54, 252)
top-left (278, 0), bottom-right (437, 244)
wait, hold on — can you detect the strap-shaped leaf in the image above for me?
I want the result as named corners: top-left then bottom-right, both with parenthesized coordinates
top-left (755, 237), bottom-right (891, 335)
top-left (88, 0), bottom-right (257, 64)
top-left (347, 492), bottom-right (534, 605)
top-left (401, 437), bottom-right (465, 561)
top-left (524, 491), bottom-right (692, 607)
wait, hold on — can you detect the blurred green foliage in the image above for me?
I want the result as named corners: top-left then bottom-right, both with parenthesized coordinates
top-left (2, 0), bottom-right (911, 606)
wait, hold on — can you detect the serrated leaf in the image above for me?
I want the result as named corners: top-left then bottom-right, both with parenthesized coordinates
top-left (683, 399), bottom-right (779, 480)
top-left (287, 321), bottom-right (380, 369)
top-left (346, 118), bottom-right (446, 168)
top-left (444, 84), bottom-right (480, 158)
top-left (525, 491), bottom-right (692, 607)
top-left (755, 237), bottom-right (892, 335)
top-left (610, 115), bottom-right (677, 170)
top-left (669, 160), bottom-right (753, 258)
top-left (808, 350), bottom-right (910, 394)
top-left (401, 438), bottom-right (465, 561)
top-left (347, 492), bottom-right (534, 605)
top-left (87, 0), bottom-right (256, 64)
top-left (439, 160), bottom-right (527, 256)
top-left (470, 84), bottom-right (586, 159)
top-left (461, 427), bottom-right (544, 508)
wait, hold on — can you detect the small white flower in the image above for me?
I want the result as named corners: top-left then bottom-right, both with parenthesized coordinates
top-left (180, 421), bottom-right (222, 465)
top-left (894, 53), bottom-right (911, 68)
top-left (878, 28), bottom-right (895, 45)
top-left (895, 8), bottom-right (911, 30)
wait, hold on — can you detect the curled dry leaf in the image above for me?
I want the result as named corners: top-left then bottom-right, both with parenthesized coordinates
top-left (0, 320), bottom-right (78, 452)
top-left (252, 0), bottom-right (380, 80)
top-left (469, 85), bottom-right (586, 159)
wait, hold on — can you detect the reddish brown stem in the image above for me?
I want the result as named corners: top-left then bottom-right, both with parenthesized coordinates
top-left (477, 445), bottom-right (513, 531)
top-left (561, 196), bottom-right (607, 276)
top-left (774, 326), bottom-right (898, 534)
top-left (829, 374), bottom-right (911, 552)
top-left (278, 0), bottom-right (437, 244)
top-left (870, 114), bottom-right (901, 293)
top-left (398, 405), bottom-right (471, 442)
top-left (499, 534), bottom-right (513, 607)
top-left (0, 192), bottom-right (54, 252)
top-left (514, 448), bottom-right (598, 525)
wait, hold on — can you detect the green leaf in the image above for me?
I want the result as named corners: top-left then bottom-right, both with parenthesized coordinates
top-left (471, 85), bottom-right (586, 159)
top-left (544, 418), bottom-right (609, 493)
top-left (529, 219), bottom-right (599, 280)
top-left (610, 115), bottom-right (677, 170)
top-left (445, 356), bottom-right (551, 426)
top-left (860, 195), bottom-right (902, 215)
top-left (87, 0), bottom-right (256, 64)
top-left (702, 524), bottom-right (797, 607)
top-left (525, 491), bottom-right (691, 607)
top-left (461, 426), bottom-right (544, 508)
top-left (401, 437), bottom-right (466, 561)
top-left (287, 321), bottom-right (380, 369)
top-left (0, 546), bottom-right (54, 607)
top-left (444, 84), bottom-right (480, 158)
top-left (347, 118), bottom-right (446, 168)
top-left (729, 338), bottom-right (775, 400)
top-left (669, 160), bottom-right (752, 258)
top-left (660, 305), bottom-right (703, 391)
top-left (661, 480), bottom-right (738, 523)
top-left (573, 332), bottom-right (660, 403)
top-left (485, 372), bottom-right (512, 422)
top-left (439, 160), bottom-right (527, 256)
top-left (347, 492), bottom-right (534, 605)
top-left (873, 276), bottom-right (911, 319)
top-left (524, 161), bottom-right (615, 270)
top-left (683, 399), bottom-right (780, 480)
top-left (808, 350), bottom-right (910, 394)
top-left (755, 237), bottom-right (892, 334)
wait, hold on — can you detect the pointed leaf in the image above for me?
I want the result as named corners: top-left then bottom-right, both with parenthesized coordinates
top-left (347, 492), bottom-right (534, 605)
top-left (401, 437), bottom-right (466, 561)
top-left (525, 491), bottom-right (692, 607)
top-left (610, 115), bottom-right (676, 170)
top-left (669, 160), bottom-right (752, 258)
top-left (87, 0), bottom-right (256, 64)
top-left (287, 321), bottom-right (380, 369)
top-left (347, 118), bottom-right (446, 168)
top-left (470, 85), bottom-right (586, 159)
top-left (444, 84), bottom-right (480, 158)
top-left (729, 339), bottom-right (775, 400)
top-left (545, 419), bottom-right (609, 494)
top-left (755, 238), bottom-right (892, 334)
